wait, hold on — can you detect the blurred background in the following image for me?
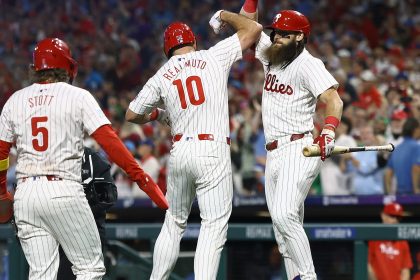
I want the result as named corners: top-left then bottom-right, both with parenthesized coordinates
top-left (1, 0), bottom-right (420, 279)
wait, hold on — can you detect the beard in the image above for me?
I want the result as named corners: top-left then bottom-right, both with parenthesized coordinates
top-left (264, 39), bottom-right (299, 66)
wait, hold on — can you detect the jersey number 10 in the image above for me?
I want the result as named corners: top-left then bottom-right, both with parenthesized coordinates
top-left (173, 76), bottom-right (205, 109)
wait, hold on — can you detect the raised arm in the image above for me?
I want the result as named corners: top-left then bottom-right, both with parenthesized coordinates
top-left (240, 0), bottom-right (259, 21)
top-left (210, 10), bottom-right (262, 51)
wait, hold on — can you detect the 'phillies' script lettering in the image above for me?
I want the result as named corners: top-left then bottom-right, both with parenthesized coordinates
top-left (264, 74), bottom-right (293, 95)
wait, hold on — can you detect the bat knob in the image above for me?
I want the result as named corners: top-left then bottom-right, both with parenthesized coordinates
top-left (390, 143), bottom-right (395, 152)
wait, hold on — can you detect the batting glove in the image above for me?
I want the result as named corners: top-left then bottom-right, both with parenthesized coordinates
top-left (209, 10), bottom-right (225, 34)
top-left (313, 128), bottom-right (335, 161)
top-left (150, 108), bottom-right (171, 127)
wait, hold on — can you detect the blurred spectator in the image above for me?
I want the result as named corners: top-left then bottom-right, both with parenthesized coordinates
top-left (321, 116), bottom-right (357, 195)
top-left (132, 139), bottom-right (161, 198)
top-left (231, 118), bottom-right (257, 195)
top-left (352, 70), bottom-right (385, 119)
top-left (368, 202), bottom-right (412, 280)
top-left (385, 118), bottom-right (420, 195)
top-left (1, 0), bottom-right (420, 201)
top-left (341, 124), bottom-right (385, 195)
top-left (386, 109), bottom-right (408, 146)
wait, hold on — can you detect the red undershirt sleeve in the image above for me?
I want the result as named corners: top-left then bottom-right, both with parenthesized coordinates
top-left (91, 125), bottom-right (145, 182)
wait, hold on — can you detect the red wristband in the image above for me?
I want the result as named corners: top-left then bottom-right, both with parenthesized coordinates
top-left (243, 0), bottom-right (258, 13)
top-left (149, 109), bottom-right (159, 121)
top-left (324, 116), bottom-right (340, 130)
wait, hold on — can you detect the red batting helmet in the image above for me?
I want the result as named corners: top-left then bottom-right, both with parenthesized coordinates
top-left (33, 38), bottom-right (78, 79)
top-left (163, 22), bottom-right (196, 58)
top-left (266, 10), bottom-right (311, 37)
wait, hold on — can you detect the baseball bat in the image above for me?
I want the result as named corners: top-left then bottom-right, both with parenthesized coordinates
top-left (302, 143), bottom-right (395, 157)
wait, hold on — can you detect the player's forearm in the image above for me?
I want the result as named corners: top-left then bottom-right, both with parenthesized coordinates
top-left (401, 268), bottom-right (410, 280)
top-left (0, 140), bottom-right (12, 195)
top-left (412, 165), bottom-right (420, 194)
top-left (384, 168), bottom-right (394, 194)
top-left (367, 264), bottom-right (377, 280)
top-left (220, 11), bottom-right (262, 50)
top-left (91, 125), bottom-right (145, 182)
top-left (220, 11), bottom-right (261, 34)
top-left (125, 108), bottom-right (151, 124)
top-left (321, 88), bottom-right (343, 124)
top-left (240, 0), bottom-right (258, 21)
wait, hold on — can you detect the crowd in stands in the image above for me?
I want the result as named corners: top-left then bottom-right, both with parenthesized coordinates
top-left (2, 0), bottom-right (420, 199)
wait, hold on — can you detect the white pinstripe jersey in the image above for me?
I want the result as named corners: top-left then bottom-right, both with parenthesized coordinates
top-left (255, 33), bottom-right (338, 142)
top-left (129, 34), bottom-right (242, 137)
top-left (0, 82), bottom-right (110, 182)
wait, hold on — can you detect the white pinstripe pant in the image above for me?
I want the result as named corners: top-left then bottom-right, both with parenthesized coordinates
top-left (14, 178), bottom-right (105, 280)
top-left (150, 140), bottom-right (233, 280)
top-left (265, 135), bottom-right (320, 280)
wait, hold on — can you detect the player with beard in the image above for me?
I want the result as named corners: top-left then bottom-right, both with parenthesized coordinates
top-left (232, 1), bottom-right (343, 279)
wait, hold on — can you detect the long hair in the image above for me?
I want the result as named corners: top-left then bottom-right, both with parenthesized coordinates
top-left (29, 66), bottom-right (70, 84)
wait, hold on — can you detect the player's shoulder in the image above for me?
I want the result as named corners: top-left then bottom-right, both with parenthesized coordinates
top-left (299, 49), bottom-right (323, 65)
top-left (59, 82), bottom-right (92, 95)
top-left (293, 49), bottom-right (325, 72)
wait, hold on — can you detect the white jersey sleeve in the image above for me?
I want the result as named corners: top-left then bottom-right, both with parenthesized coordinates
top-left (300, 57), bottom-right (339, 99)
top-left (208, 34), bottom-right (242, 72)
top-left (255, 32), bottom-right (272, 65)
top-left (0, 99), bottom-right (15, 143)
top-left (81, 90), bottom-right (111, 135)
top-left (128, 78), bottom-right (161, 115)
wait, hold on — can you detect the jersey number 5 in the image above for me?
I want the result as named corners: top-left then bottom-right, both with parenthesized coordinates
top-left (173, 76), bottom-right (205, 109)
top-left (31, 116), bottom-right (49, 152)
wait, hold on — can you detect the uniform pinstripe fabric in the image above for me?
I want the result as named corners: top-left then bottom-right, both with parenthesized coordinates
top-left (0, 82), bottom-right (110, 182)
top-left (0, 82), bottom-right (109, 279)
top-left (265, 136), bottom-right (320, 279)
top-left (129, 35), bottom-right (242, 137)
top-left (256, 33), bottom-right (338, 143)
top-left (14, 179), bottom-right (104, 280)
top-left (255, 33), bottom-right (338, 280)
top-left (129, 35), bottom-right (242, 280)
top-left (151, 141), bottom-right (232, 280)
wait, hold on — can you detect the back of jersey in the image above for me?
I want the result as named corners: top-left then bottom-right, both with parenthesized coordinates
top-left (129, 34), bottom-right (242, 137)
top-left (0, 82), bottom-right (110, 182)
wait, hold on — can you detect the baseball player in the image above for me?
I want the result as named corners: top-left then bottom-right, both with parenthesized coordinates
top-left (58, 146), bottom-right (117, 280)
top-left (126, 11), bottom-right (262, 280)
top-left (237, 1), bottom-right (343, 279)
top-left (0, 37), bottom-right (168, 279)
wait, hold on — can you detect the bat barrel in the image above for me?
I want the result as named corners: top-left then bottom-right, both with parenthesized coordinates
top-left (302, 143), bottom-right (395, 157)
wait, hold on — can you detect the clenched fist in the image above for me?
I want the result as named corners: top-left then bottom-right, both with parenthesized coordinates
top-left (209, 10), bottom-right (225, 34)
top-left (313, 128), bottom-right (335, 161)
top-left (150, 108), bottom-right (171, 127)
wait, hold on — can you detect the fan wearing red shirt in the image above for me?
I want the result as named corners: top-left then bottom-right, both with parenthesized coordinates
top-left (368, 203), bottom-right (413, 280)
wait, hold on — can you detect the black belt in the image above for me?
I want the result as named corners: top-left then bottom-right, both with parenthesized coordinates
top-left (265, 134), bottom-right (305, 151)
